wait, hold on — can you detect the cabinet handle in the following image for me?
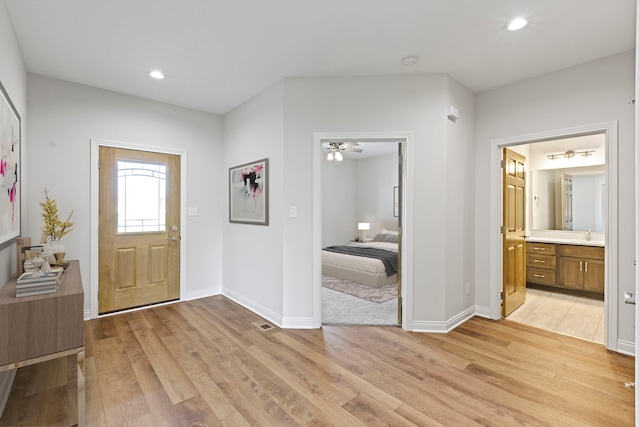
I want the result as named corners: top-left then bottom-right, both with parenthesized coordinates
top-left (533, 247), bottom-right (546, 251)
top-left (533, 259), bottom-right (545, 263)
top-left (580, 261), bottom-right (583, 272)
top-left (533, 274), bottom-right (545, 278)
top-left (585, 261), bottom-right (588, 273)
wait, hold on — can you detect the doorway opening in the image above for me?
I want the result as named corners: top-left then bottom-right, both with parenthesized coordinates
top-left (502, 134), bottom-right (606, 344)
top-left (312, 132), bottom-right (413, 329)
top-left (490, 122), bottom-right (618, 349)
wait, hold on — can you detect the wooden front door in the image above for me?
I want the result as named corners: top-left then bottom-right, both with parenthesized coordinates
top-left (502, 148), bottom-right (526, 317)
top-left (98, 147), bottom-right (181, 314)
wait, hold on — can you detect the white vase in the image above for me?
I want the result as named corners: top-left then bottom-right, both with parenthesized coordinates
top-left (48, 238), bottom-right (65, 261)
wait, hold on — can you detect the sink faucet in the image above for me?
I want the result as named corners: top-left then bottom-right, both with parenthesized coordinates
top-left (586, 229), bottom-right (591, 241)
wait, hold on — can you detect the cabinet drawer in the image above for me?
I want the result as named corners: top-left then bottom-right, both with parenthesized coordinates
top-left (527, 268), bottom-right (556, 286)
top-left (526, 254), bottom-right (556, 270)
top-left (527, 242), bottom-right (556, 255)
top-left (557, 244), bottom-right (604, 260)
top-left (527, 267), bottom-right (556, 286)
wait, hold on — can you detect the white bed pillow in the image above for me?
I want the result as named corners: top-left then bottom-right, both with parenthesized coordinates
top-left (380, 228), bottom-right (398, 235)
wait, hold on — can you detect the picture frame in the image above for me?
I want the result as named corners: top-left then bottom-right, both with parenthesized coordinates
top-left (229, 158), bottom-right (269, 225)
top-left (393, 186), bottom-right (399, 217)
top-left (0, 80), bottom-right (20, 245)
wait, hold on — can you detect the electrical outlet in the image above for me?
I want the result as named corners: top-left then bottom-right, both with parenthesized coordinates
top-left (465, 283), bottom-right (470, 295)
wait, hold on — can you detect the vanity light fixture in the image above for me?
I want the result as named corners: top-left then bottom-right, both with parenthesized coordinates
top-left (149, 70), bottom-right (165, 80)
top-left (546, 149), bottom-right (595, 160)
top-left (507, 17), bottom-right (528, 31)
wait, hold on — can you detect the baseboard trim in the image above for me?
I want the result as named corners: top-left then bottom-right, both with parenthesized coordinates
top-left (222, 288), bottom-right (284, 328)
top-left (282, 316), bottom-right (315, 329)
top-left (616, 339), bottom-right (635, 356)
top-left (472, 305), bottom-right (492, 319)
top-left (185, 288), bottom-right (221, 301)
top-left (411, 306), bottom-right (477, 333)
top-left (0, 369), bottom-right (16, 418)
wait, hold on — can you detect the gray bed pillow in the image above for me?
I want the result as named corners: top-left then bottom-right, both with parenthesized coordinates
top-left (371, 233), bottom-right (398, 243)
top-left (383, 233), bottom-right (398, 243)
top-left (371, 233), bottom-right (387, 242)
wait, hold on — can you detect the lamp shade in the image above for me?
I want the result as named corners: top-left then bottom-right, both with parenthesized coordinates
top-left (357, 222), bottom-right (370, 231)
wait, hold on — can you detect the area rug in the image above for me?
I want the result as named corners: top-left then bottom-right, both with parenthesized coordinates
top-left (322, 274), bottom-right (397, 303)
top-left (322, 287), bottom-right (398, 326)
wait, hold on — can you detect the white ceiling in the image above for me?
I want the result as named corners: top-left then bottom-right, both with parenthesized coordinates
top-left (4, 0), bottom-right (636, 115)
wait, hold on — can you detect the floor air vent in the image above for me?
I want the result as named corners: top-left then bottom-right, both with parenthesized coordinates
top-left (252, 320), bottom-right (274, 331)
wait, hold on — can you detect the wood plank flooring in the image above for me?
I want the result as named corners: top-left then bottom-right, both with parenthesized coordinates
top-left (0, 295), bottom-right (635, 426)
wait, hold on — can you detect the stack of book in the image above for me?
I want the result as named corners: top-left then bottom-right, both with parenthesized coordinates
top-left (15, 267), bottom-right (64, 297)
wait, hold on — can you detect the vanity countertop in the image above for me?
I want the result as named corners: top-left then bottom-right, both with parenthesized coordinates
top-left (525, 236), bottom-right (604, 247)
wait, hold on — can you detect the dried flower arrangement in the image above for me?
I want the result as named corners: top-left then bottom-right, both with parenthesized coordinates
top-left (40, 188), bottom-right (74, 240)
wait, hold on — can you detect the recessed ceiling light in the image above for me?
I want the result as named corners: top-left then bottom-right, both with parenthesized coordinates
top-left (507, 17), bottom-right (528, 31)
top-left (149, 70), bottom-right (165, 79)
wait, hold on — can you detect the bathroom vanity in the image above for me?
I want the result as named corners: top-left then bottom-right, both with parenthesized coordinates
top-left (526, 236), bottom-right (604, 298)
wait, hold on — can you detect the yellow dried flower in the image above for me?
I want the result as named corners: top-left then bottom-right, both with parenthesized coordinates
top-left (40, 188), bottom-right (74, 240)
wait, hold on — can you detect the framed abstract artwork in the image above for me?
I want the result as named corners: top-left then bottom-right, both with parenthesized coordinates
top-left (229, 158), bottom-right (269, 225)
top-left (0, 80), bottom-right (20, 245)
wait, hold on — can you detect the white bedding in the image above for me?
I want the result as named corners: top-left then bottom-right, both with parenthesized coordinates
top-left (321, 241), bottom-right (397, 275)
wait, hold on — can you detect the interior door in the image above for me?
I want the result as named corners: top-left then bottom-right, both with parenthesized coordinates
top-left (98, 147), bottom-right (181, 314)
top-left (502, 148), bottom-right (526, 317)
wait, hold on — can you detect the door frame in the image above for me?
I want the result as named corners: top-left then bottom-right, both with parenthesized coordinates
top-left (89, 139), bottom-right (188, 319)
top-left (488, 121), bottom-right (618, 350)
top-left (312, 131), bottom-right (414, 330)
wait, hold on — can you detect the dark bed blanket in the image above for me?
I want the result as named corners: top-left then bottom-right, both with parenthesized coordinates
top-left (323, 245), bottom-right (398, 276)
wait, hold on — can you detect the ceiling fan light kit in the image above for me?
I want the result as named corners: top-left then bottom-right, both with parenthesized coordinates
top-left (324, 142), bottom-right (363, 166)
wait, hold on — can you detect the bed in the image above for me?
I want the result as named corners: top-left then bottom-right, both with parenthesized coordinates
top-left (322, 224), bottom-right (399, 288)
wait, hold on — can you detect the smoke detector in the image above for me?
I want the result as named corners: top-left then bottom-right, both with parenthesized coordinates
top-left (402, 56), bottom-right (418, 66)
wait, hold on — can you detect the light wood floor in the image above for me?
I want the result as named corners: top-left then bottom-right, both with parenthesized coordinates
top-left (507, 288), bottom-right (605, 344)
top-left (0, 295), bottom-right (634, 426)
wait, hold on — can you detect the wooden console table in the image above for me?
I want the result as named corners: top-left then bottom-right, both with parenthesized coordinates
top-left (0, 260), bottom-right (85, 426)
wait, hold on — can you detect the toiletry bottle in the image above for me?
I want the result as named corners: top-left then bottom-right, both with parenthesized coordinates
top-left (586, 229), bottom-right (591, 241)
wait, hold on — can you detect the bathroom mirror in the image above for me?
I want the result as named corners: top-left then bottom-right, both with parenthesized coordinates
top-left (530, 165), bottom-right (605, 232)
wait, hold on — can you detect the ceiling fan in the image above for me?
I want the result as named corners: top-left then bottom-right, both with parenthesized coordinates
top-left (324, 142), bottom-right (363, 163)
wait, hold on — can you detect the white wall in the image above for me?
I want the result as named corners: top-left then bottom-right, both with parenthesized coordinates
top-left (356, 153), bottom-right (398, 235)
top-left (0, 2), bottom-right (27, 287)
top-left (26, 74), bottom-right (224, 315)
top-left (277, 74), bottom-right (476, 328)
top-left (531, 169), bottom-right (557, 230)
top-left (222, 81), bottom-right (285, 324)
top-left (322, 157), bottom-right (357, 247)
top-left (444, 76), bottom-right (476, 320)
top-left (0, 1), bottom-right (27, 414)
top-left (322, 152), bottom-right (398, 248)
top-left (475, 50), bottom-right (636, 344)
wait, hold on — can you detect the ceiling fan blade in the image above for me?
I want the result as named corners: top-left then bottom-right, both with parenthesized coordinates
top-left (340, 142), bottom-right (359, 147)
top-left (344, 147), bottom-right (363, 153)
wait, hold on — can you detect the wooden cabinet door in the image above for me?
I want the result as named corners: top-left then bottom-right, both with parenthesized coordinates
top-left (557, 256), bottom-right (583, 290)
top-left (583, 258), bottom-right (605, 293)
